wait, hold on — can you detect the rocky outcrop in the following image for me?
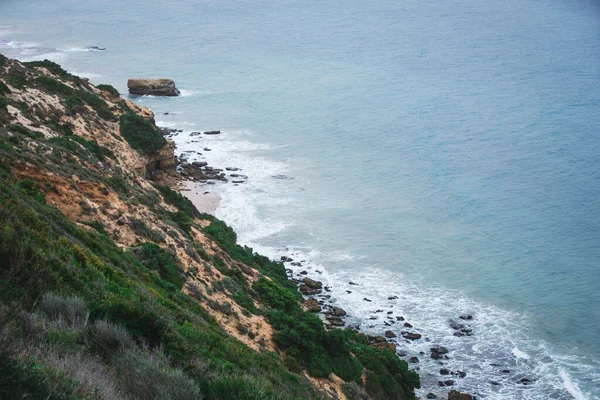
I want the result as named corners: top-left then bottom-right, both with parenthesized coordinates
top-left (127, 78), bottom-right (180, 96)
top-left (448, 390), bottom-right (473, 400)
top-left (146, 140), bottom-right (176, 173)
top-left (304, 298), bottom-right (321, 313)
top-left (370, 341), bottom-right (396, 353)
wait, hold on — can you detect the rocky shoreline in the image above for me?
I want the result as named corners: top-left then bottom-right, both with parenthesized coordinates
top-left (160, 124), bottom-right (478, 400)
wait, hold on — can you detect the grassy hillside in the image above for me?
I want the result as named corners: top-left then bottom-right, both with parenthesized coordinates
top-left (0, 54), bottom-right (419, 400)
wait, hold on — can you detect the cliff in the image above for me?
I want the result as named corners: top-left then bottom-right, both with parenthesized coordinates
top-left (0, 54), bottom-right (420, 400)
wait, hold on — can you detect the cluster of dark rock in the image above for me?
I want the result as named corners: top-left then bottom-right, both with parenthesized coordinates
top-left (159, 128), bottom-right (248, 186)
top-left (280, 254), bottom-right (494, 399)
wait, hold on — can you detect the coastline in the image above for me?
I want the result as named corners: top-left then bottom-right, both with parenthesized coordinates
top-left (164, 124), bottom-right (472, 400)
top-left (179, 180), bottom-right (221, 215)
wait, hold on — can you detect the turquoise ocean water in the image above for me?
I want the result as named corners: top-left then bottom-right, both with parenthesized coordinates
top-left (1, 0), bottom-right (599, 398)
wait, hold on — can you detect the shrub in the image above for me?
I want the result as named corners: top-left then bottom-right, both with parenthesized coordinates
top-left (49, 135), bottom-right (114, 162)
top-left (8, 123), bottom-right (43, 139)
top-left (130, 242), bottom-right (185, 289)
top-left (204, 219), bottom-right (297, 292)
top-left (155, 184), bottom-right (201, 219)
top-left (119, 114), bottom-right (167, 156)
top-left (0, 352), bottom-right (83, 399)
top-left (95, 84), bottom-right (120, 98)
top-left (116, 348), bottom-right (201, 400)
top-left (129, 218), bottom-right (165, 243)
top-left (86, 319), bottom-right (135, 361)
top-left (40, 293), bottom-right (89, 331)
top-left (24, 59), bottom-right (70, 78)
top-left (0, 80), bottom-right (10, 95)
top-left (34, 76), bottom-right (117, 122)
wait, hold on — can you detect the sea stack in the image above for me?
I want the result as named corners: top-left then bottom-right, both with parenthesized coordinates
top-left (127, 78), bottom-right (180, 96)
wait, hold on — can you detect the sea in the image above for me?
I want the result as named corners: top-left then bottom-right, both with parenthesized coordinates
top-left (1, 0), bottom-right (599, 398)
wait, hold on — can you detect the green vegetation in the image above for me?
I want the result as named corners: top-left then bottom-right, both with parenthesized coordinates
top-left (34, 76), bottom-right (117, 122)
top-left (119, 113), bottom-right (167, 155)
top-left (8, 123), bottom-right (43, 139)
top-left (130, 242), bottom-right (185, 289)
top-left (0, 167), bottom-right (321, 400)
top-left (96, 84), bottom-right (120, 98)
top-left (204, 218), bottom-right (298, 293)
top-left (24, 59), bottom-right (70, 78)
top-left (253, 278), bottom-right (419, 399)
top-left (156, 184), bottom-right (201, 219)
top-left (0, 80), bottom-right (10, 95)
top-left (49, 135), bottom-right (114, 162)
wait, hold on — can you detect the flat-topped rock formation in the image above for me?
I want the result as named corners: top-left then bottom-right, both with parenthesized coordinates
top-left (127, 78), bottom-right (180, 96)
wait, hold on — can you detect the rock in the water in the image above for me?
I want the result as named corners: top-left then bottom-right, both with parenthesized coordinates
top-left (204, 130), bottom-right (221, 135)
top-left (437, 380), bottom-right (454, 387)
top-left (127, 78), bottom-right (180, 96)
top-left (409, 356), bottom-right (419, 363)
top-left (384, 330), bottom-right (397, 338)
top-left (304, 298), bottom-right (321, 313)
top-left (448, 390), bottom-right (473, 400)
top-left (370, 341), bottom-right (396, 353)
top-left (401, 332), bottom-right (422, 340)
top-left (459, 314), bottom-right (473, 320)
top-left (302, 277), bottom-right (323, 289)
top-left (299, 284), bottom-right (321, 295)
top-left (430, 346), bottom-right (449, 355)
top-left (404, 322), bottom-right (413, 328)
top-left (331, 306), bottom-right (346, 317)
top-left (426, 393), bottom-right (437, 399)
top-left (368, 335), bottom-right (387, 343)
top-left (326, 315), bottom-right (345, 326)
top-left (440, 368), bottom-right (450, 375)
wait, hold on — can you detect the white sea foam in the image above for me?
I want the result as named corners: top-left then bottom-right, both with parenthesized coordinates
top-left (512, 347), bottom-right (530, 360)
top-left (559, 368), bottom-right (590, 400)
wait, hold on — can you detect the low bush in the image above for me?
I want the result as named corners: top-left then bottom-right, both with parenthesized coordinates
top-left (8, 123), bottom-right (43, 139)
top-left (119, 114), bottom-right (167, 156)
top-left (86, 319), bottom-right (135, 362)
top-left (40, 293), bottom-right (89, 331)
top-left (24, 59), bottom-right (70, 78)
top-left (116, 348), bottom-right (201, 400)
top-left (95, 84), bottom-right (120, 98)
top-left (129, 218), bottom-right (165, 243)
top-left (0, 352), bottom-right (85, 399)
top-left (130, 242), bottom-right (185, 289)
top-left (49, 135), bottom-right (114, 162)
top-left (0, 80), bottom-right (10, 95)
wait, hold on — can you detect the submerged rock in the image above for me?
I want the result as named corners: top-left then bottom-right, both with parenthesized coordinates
top-left (127, 78), bottom-right (180, 96)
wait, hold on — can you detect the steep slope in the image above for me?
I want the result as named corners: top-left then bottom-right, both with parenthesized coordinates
top-left (0, 54), bottom-right (419, 400)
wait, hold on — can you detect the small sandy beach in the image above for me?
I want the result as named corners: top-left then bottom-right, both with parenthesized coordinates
top-left (179, 180), bottom-right (221, 214)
